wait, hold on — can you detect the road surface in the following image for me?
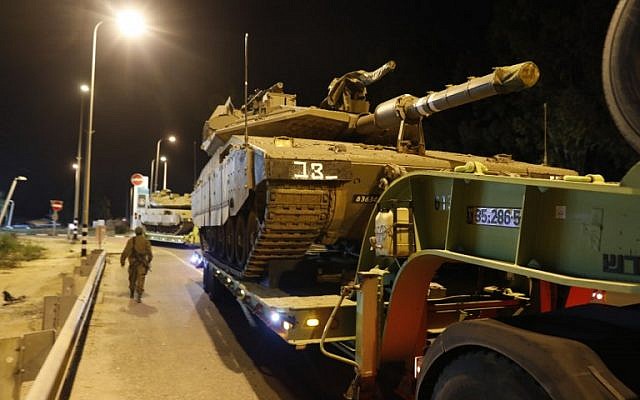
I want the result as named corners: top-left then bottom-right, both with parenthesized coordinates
top-left (68, 238), bottom-right (352, 399)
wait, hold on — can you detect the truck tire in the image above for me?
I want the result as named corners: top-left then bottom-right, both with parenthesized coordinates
top-left (430, 350), bottom-right (551, 400)
top-left (603, 0), bottom-right (640, 153)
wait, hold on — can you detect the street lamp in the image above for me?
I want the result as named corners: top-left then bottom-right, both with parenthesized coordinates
top-left (0, 176), bottom-right (27, 227)
top-left (149, 159), bottom-right (155, 191)
top-left (153, 135), bottom-right (176, 192)
top-left (73, 84), bottom-right (89, 241)
top-left (81, 10), bottom-right (146, 257)
top-left (160, 156), bottom-right (168, 190)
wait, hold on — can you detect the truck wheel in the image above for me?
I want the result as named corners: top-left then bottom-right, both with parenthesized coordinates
top-left (603, 0), bottom-right (640, 153)
top-left (430, 350), bottom-right (550, 400)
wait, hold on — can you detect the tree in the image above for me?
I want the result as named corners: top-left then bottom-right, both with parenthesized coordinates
top-left (429, 0), bottom-right (637, 180)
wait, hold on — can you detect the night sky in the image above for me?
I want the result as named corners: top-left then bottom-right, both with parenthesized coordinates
top-left (0, 1), bottom-right (634, 223)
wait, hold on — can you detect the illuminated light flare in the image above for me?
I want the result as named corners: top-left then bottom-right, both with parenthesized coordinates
top-left (117, 10), bottom-right (146, 37)
top-left (189, 253), bottom-right (201, 265)
top-left (591, 290), bottom-right (606, 303)
top-left (270, 311), bottom-right (281, 323)
top-left (305, 318), bottom-right (320, 327)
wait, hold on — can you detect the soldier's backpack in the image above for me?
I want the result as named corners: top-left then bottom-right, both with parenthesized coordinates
top-left (130, 237), bottom-right (149, 268)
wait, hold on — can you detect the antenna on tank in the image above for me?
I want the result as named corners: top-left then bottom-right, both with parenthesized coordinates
top-left (543, 102), bottom-right (548, 165)
top-left (244, 33), bottom-right (249, 146)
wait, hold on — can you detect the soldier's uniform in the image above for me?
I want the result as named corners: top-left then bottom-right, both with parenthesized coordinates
top-left (120, 227), bottom-right (153, 302)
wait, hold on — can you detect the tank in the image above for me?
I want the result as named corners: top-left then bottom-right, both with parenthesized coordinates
top-left (139, 189), bottom-right (194, 236)
top-left (192, 61), bottom-right (576, 280)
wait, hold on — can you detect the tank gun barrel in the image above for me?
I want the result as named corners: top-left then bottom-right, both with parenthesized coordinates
top-left (355, 61), bottom-right (540, 133)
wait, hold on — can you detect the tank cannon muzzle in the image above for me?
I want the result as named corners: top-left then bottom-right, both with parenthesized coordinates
top-left (356, 61), bottom-right (540, 133)
top-left (414, 61), bottom-right (539, 117)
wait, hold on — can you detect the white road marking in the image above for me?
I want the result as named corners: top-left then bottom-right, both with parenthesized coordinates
top-left (160, 248), bottom-right (203, 275)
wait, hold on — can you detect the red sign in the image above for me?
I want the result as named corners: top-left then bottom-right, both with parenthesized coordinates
top-left (130, 173), bottom-right (144, 186)
top-left (50, 200), bottom-right (63, 212)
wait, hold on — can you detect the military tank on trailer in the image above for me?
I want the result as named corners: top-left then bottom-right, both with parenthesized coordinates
top-left (192, 61), bottom-right (576, 280)
top-left (139, 190), bottom-right (196, 242)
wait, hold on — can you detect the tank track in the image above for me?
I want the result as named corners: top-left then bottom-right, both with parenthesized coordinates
top-left (209, 185), bottom-right (333, 279)
top-left (244, 186), bottom-right (332, 277)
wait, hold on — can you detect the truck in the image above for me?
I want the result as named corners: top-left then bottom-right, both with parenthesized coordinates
top-left (192, 4), bottom-right (640, 395)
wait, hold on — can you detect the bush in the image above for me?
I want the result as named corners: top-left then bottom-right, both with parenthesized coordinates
top-left (20, 242), bottom-right (45, 261)
top-left (114, 220), bottom-right (130, 235)
top-left (0, 233), bottom-right (45, 268)
top-left (0, 233), bottom-right (20, 257)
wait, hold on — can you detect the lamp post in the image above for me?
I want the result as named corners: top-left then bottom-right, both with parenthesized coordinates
top-left (0, 176), bottom-right (27, 227)
top-left (73, 84), bottom-right (89, 241)
top-left (153, 135), bottom-right (176, 192)
top-left (160, 156), bottom-right (168, 190)
top-left (150, 159), bottom-right (155, 191)
top-left (81, 10), bottom-right (146, 257)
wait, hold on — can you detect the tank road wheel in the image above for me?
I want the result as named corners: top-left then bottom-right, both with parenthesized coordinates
top-left (213, 226), bottom-right (223, 256)
top-left (246, 210), bottom-right (259, 254)
top-left (210, 226), bottom-right (218, 254)
top-left (235, 213), bottom-right (248, 267)
top-left (207, 227), bottom-right (217, 254)
top-left (429, 350), bottom-right (550, 400)
top-left (199, 228), bottom-right (210, 252)
top-left (224, 218), bottom-right (236, 266)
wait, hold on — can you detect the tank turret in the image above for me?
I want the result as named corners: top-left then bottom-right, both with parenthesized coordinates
top-left (193, 61), bottom-right (575, 281)
top-left (201, 62), bottom-right (540, 156)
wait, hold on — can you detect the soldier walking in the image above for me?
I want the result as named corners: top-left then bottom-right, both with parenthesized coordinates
top-left (120, 226), bottom-right (153, 302)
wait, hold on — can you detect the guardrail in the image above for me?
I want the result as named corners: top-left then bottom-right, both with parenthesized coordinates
top-left (20, 250), bottom-right (106, 400)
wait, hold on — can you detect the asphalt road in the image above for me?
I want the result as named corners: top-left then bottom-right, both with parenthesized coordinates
top-left (68, 239), bottom-right (354, 400)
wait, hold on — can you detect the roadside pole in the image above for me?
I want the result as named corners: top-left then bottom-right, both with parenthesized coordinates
top-left (50, 200), bottom-right (63, 237)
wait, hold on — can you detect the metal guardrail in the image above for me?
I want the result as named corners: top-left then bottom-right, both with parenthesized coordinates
top-left (24, 250), bottom-right (106, 400)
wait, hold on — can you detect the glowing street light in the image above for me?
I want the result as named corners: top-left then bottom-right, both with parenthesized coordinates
top-left (0, 176), bottom-right (27, 227)
top-left (153, 134), bottom-right (176, 192)
top-left (81, 10), bottom-right (146, 257)
top-left (117, 10), bottom-right (147, 37)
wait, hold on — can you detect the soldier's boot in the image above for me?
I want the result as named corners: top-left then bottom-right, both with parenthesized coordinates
top-left (129, 289), bottom-right (134, 299)
top-left (136, 292), bottom-right (142, 303)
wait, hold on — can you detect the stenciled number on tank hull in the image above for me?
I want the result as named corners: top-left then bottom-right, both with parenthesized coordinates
top-left (292, 161), bottom-right (338, 180)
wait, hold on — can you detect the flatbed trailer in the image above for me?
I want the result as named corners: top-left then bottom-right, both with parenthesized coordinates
top-left (146, 229), bottom-right (199, 246)
top-left (197, 161), bottom-right (640, 399)
top-left (200, 251), bottom-right (357, 346)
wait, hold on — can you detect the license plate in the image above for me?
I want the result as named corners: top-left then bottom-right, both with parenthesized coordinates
top-left (467, 207), bottom-right (522, 228)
